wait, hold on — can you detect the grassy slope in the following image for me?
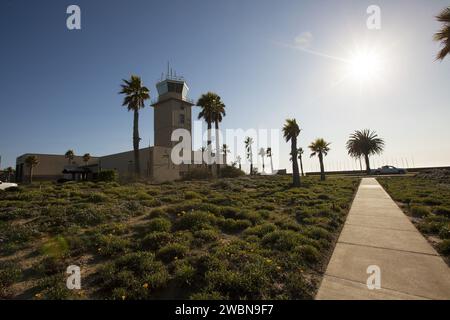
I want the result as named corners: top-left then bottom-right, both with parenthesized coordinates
top-left (0, 176), bottom-right (359, 300)
top-left (378, 176), bottom-right (450, 261)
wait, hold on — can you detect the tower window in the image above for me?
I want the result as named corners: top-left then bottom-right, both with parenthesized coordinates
top-left (179, 114), bottom-right (185, 125)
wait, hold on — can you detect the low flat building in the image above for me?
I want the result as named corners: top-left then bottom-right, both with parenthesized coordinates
top-left (16, 72), bottom-right (225, 183)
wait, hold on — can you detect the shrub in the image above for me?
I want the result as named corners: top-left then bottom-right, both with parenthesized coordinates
top-left (0, 261), bottom-right (21, 297)
top-left (193, 229), bottom-right (219, 245)
top-left (261, 230), bottom-right (310, 251)
top-left (433, 206), bottom-right (450, 217)
top-left (184, 191), bottom-right (201, 200)
top-left (410, 205), bottom-right (430, 218)
top-left (219, 219), bottom-right (252, 233)
top-left (146, 218), bottom-right (172, 232)
top-left (147, 208), bottom-right (168, 219)
top-left (156, 243), bottom-right (188, 262)
top-left (97, 170), bottom-right (117, 182)
top-left (141, 232), bottom-right (172, 251)
top-left (243, 223), bottom-right (277, 237)
top-left (175, 211), bottom-right (217, 231)
top-left (438, 239), bottom-right (450, 255)
top-left (98, 252), bottom-right (169, 299)
top-left (293, 245), bottom-right (321, 265)
top-left (173, 260), bottom-right (196, 286)
top-left (41, 236), bottom-right (69, 259)
top-left (87, 192), bottom-right (110, 203)
top-left (182, 168), bottom-right (212, 180)
top-left (35, 274), bottom-right (75, 300)
top-left (97, 234), bottom-right (131, 257)
top-left (219, 166), bottom-right (245, 178)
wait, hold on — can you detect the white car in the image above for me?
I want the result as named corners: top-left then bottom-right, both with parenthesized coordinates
top-left (0, 180), bottom-right (18, 190)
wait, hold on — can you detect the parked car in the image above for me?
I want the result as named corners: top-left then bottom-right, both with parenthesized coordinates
top-left (0, 180), bottom-right (18, 190)
top-left (371, 166), bottom-right (407, 175)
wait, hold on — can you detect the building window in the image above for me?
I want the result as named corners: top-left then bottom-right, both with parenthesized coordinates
top-left (179, 114), bottom-right (185, 125)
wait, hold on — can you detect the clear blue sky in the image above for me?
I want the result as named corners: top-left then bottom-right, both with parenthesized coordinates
top-left (1, 0), bottom-right (449, 172)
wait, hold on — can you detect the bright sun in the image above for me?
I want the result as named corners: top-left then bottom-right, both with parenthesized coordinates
top-left (346, 49), bottom-right (385, 83)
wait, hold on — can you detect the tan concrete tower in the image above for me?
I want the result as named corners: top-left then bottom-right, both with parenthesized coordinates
top-left (151, 70), bottom-right (194, 148)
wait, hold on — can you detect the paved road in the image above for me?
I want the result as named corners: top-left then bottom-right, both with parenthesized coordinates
top-left (316, 178), bottom-right (450, 300)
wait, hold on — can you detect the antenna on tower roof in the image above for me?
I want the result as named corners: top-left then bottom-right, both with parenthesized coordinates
top-left (166, 61), bottom-right (170, 79)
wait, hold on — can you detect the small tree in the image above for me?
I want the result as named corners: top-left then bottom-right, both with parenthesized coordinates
top-left (25, 155), bottom-right (39, 183)
top-left (309, 138), bottom-right (331, 181)
top-left (65, 150), bottom-right (75, 165)
top-left (6, 167), bottom-right (14, 182)
top-left (297, 148), bottom-right (305, 177)
top-left (266, 147), bottom-right (274, 174)
top-left (282, 119), bottom-right (301, 187)
top-left (258, 148), bottom-right (266, 173)
top-left (82, 153), bottom-right (91, 166)
top-left (244, 137), bottom-right (254, 175)
top-left (236, 155), bottom-right (242, 170)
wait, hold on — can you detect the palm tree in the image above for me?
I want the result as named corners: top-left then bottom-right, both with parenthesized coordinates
top-left (297, 148), bottom-right (305, 177)
top-left (221, 144), bottom-right (230, 165)
top-left (258, 148), bottom-right (266, 173)
top-left (119, 75), bottom-right (150, 179)
top-left (25, 155), bottom-right (39, 183)
top-left (6, 167), bottom-right (14, 182)
top-left (309, 138), bottom-right (331, 181)
top-left (346, 129), bottom-right (385, 175)
top-left (244, 137), bottom-right (254, 175)
top-left (236, 155), bottom-right (242, 170)
top-left (282, 119), bottom-right (301, 187)
top-left (197, 92), bottom-right (222, 171)
top-left (82, 153), bottom-right (91, 166)
top-left (65, 150), bottom-right (74, 165)
top-left (213, 100), bottom-right (226, 170)
top-left (266, 147), bottom-right (274, 173)
top-left (434, 7), bottom-right (450, 60)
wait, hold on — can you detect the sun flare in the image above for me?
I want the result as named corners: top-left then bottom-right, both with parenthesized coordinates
top-left (346, 49), bottom-right (385, 83)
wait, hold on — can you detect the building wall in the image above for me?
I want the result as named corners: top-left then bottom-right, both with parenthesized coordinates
top-left (99, 147), bottom-right (153, 180)
top-left (153, 97), bottom-right (193, 148)
top-left (15, 154), bottom-right (99, 182)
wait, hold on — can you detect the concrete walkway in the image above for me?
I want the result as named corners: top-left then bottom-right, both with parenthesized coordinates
top-left (316, 178), bottom-right (450, 300)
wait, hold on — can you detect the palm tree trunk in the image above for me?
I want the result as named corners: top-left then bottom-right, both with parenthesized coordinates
top-left (215, 121), bottom-right (220, 177)
top-left (261, 156), bottom-right (265, 173)
top-left (319, 153), bottom-right (325, 181)
top-left (291, 138), bottom-right (301, 187)
top-left (133, 109), bottom-right (141, 179)
top-left (364, 153), bottom-right (371, 175)
top-left (299, 155), bottom-right (305, 177)
top-left (270, 155), bottom-right (273, 173)
top-left (29, 167), bottom-right (33, 183)
top-left (207, 122), bottom-right (212, 172)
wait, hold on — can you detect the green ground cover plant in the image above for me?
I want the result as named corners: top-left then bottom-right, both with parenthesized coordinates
top-left (0, 175), bottom-right (358, 299)
top-left (378, 175), bottom-right (450, 259)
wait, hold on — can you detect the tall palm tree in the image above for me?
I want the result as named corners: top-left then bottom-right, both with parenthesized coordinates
top-left (65, 150), bottom-right (74, 165)
top-left (221, 144), bottom-right (230, 165)
top-left (6, 167), bottom-right (14, 182)
top-left (25, 155), bottom-right (39, 183)
top-left (197, 92), bottom-right (222, 171)
top-left (346, 129), bottom-right (385, 175)
top-left (434, 7), bottom-right (450, 60)
top-left (309, 138), bottom-right (331, 181)
top-left (119, 75), bottom-right (150, 179)
top-left (213, 100), bottom-right (226, 168)
top-left (258, 148), bottom-right (266, 173)
top-left (266, 147), bottom-right (274, 173)
top-left (236, 155), bottom-right (242, 170)
top-left (282, 119), bottom-right (301, 187)
top-left (297, 148), bottom-right (305, 177)
top-left (82, 153), bottom-right (91, 166)
top-left (244, 137), bottom-right (254, 175)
